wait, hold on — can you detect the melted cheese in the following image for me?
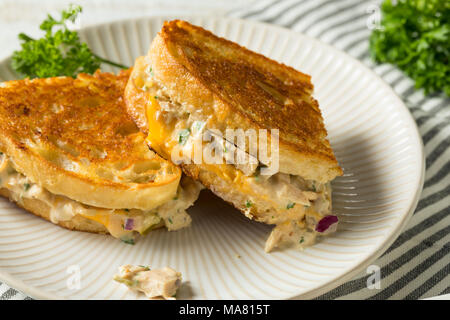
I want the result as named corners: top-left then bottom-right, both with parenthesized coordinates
top-left (144, 99), bottom-right (316, 217)
top-left (82, 212), bottom-right (110, 228)
top-left (146, 96), bottom-right (167, 153)
top-left (145, 97), bottom-right (246, 188)
top-left (0, 153), bottom-right (194, 240)
top-left (141, 68), bottom-right (334, 252)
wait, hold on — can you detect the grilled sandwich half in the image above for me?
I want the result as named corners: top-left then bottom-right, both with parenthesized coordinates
top-left (125, 20), bottom-right (343, 252)
top-left (0, 69), bottom-right (201, 243)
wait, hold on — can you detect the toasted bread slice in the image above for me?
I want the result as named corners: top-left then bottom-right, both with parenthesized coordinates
top-left (0, 70), bottom-right (202, 241)
top-left (0, 70), bottom-right (180, 210)
top-left (146, 20), bottom-right (342, 183)
top-left (125, 21), bottom-right (342, 252)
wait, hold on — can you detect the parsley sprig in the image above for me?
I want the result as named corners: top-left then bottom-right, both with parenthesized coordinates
top-left (11, 5), bottom-right (128, 79)
top-left (370, 0), bottom-right (449, 96)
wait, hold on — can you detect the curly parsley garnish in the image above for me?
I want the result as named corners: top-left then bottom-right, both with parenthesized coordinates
top-left (370, 0), bottom-right (450, 96)
top-left (11, 5), bottom-right (127, 79)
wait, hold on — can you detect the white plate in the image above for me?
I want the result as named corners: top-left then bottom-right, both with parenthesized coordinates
top-left (0, 15), bottom-right (424, 300)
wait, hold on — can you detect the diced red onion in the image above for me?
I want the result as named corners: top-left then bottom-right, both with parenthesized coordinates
top-left (315, 215), bottom-right (338, 233)
top-left (124, 218), bottom-right (135, 231)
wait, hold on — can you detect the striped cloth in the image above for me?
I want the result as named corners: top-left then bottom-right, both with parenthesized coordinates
top-left (1, 0), bottom-right (449, 300)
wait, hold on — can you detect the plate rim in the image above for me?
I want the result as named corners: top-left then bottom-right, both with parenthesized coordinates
top-left (0, 14), bottom-right (425, 300)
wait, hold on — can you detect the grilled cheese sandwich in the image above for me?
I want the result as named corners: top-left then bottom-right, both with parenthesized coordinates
top-left (0, 69), bottom-right (202, 243)
top-left (125, 20), bottom-right (342, 252)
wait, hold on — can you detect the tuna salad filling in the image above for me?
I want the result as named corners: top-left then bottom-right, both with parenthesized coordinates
top-left (114, 264), bottom-right (182, 299)
top-left (135, 62), bottom-right (338, 252)
top-left (0, 152), bottom-right (201, 243)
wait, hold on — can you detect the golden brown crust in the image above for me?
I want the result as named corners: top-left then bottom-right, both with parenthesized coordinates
top-left (147, 20), bottom-right (342, 182)
top-left (0, 70), bottom-right (181, 209)
top-left (1, 71), bottom-right (133, 163)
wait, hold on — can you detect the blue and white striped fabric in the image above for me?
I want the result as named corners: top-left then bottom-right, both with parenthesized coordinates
top-left (1, 0), bottom-right (448, 300)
